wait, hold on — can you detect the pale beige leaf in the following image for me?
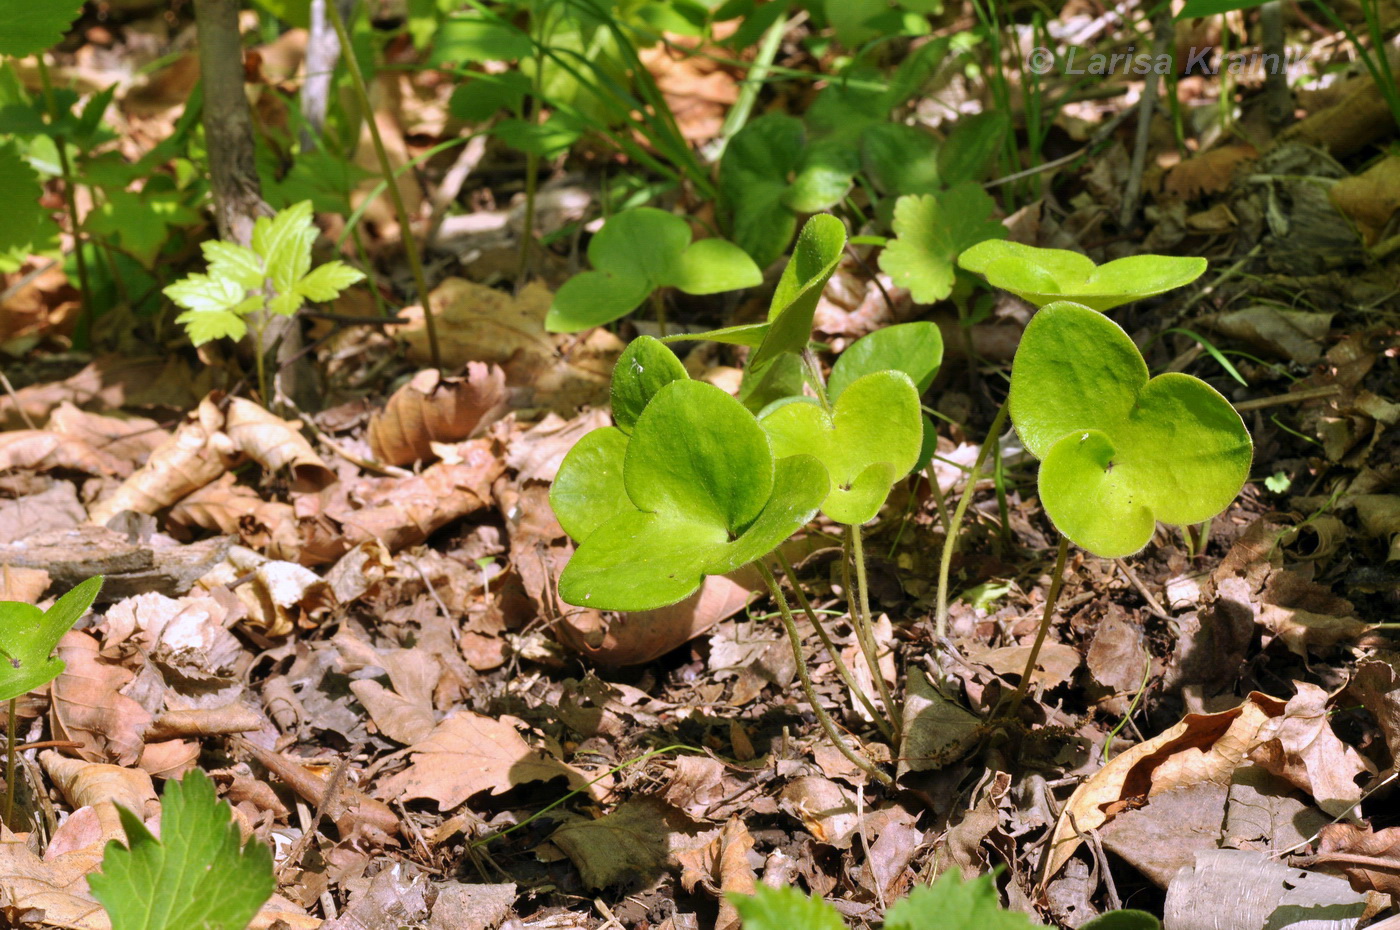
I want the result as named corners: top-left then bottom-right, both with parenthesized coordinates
top-left (224, 397), bottom-right (336, 490)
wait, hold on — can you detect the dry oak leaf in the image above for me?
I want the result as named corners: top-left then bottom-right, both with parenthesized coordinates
top-left (369, 363), bottom-right (508, 467)
top-left (675, 817), bottom-right (755, 930)
top-left (1044, 690), bottom-right (1286, 882)
top-left (0, 355), bottom-right (213, 431)
top-left (39, 750), bottom-right (158, 849)
top-left (1247, 681), bottom-right (1374, 818)
top-left (377, 711), bottom-right (594, 811)
top-left (46, 403), bottom-right (169, 474)
top-left (1329, 155), bottom-right (1400, 243)
top-left (224, 397), bottom-right (336, 491)
top-left (50, 631), bottom-right (154, 766)
top-left (1350, 655), bottom-right (1400, 766)
top-left (391, 279), bottom-right (556, 370)
top-left (1309, 822), bottom-right (1400, 896)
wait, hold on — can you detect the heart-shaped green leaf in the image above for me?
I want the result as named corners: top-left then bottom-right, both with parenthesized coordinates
top-left (546, 208), bottom-right (762, 333)
top-left (880, 186), bottom-right (1007, 305)
top-left (610, 336), bottom-right (689, 433)
top-left (718, 114), bottom-right (805, 269)
top-left (559, 380), bottom-right (828, 611)
top-left (1010, 302), bottom-right (1252, 557)
top-left (958, 240), bottom-right (1208, 311)
top-left (829, 322), bottom-right (944, 400)
top-left (0, 575), bottom-right (103, 702)
top-left (760, 370), bottom-right (922, 524)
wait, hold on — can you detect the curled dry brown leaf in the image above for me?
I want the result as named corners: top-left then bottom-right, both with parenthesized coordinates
top-left (1308, 823), bottom-right (1400, 896)
top-left (223, 397), bottom-right (336, 491)
top-left (368, 363), bottom-right (508, 466)
top-left (38, 751), bottom-right (157, 848)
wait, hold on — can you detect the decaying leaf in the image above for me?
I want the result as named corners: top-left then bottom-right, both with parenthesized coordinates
top-left (391, 279), bottom-right (556, 369)
top-left (550, 797), bottom-right (713, 890)
top-left (368, 363), bottom-right (508, 466)
top-left (223, 397), bottom-right (336, 491)
top-left (1307, 823), bottom-right (1400, 896)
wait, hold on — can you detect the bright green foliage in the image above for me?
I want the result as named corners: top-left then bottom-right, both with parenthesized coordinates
top-left (0, 140), bottom-right (43, 256)
top-left (0, 0), bottom-right (84, 57)
top-left (556, 380), bottom-right (827, 611)
top-left (85, 187), bottom-right (200, 268)
top-left (0, 576), bottom-right (102, 702)
top-left (828, 321), bottom-right (944, 400)
top-left (164, 201), bottom-right (364, 346)
top-left (610, 335), bottom-right (690, 432)
top-left (545, 208), bottom-right (761, 333)
top-left (1010, 302), bottom-right (1252, 557)
top-left (880, 185), bottom-right (1006, 304)
top-left (88, 770), bottom-right (274, 930)
top-left (1080, 911), bottom-right (1162, 930)
top-left (883, 870), bottom-right (1046, 930)
top-left (760, 371), bottom-right (922, 524)
top-left (550, 427), bottom-right (635, 541)
top-left (1178, 0), bottom-right (1267, 16)
top-left (730, 885), bottom-right (846, 930)
top-left (957, 240), bottom-right (1207, 311)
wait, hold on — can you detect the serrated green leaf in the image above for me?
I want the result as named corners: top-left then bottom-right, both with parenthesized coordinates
top-left (0, 0), bottom-right (84, 58)
top-left (879, 185), bottom-right (1007, 305)
top-left (175, 306), bottom-right (251, 346)
top-left (89, 769), bottom-right (275, 930)
top-left (0, 141), bottom-right (44, 256)
top-left (296, 260), bottom-right (365, 301)
top-left (882, 869), bottom-right (1047, 930)
top-left (252, 200), bottom-right (316, 295)
top-left (164, 273), bottom-right (250, 315)
top-left (0, 576), bottom-right (102, 702)
top-left (201, 241), bottom-right (265, 292)
top-left (730, 884), bottom-right (846, 930)
top-left (861, 122), bottom-right (941, 197)
top-left (1010, 302), bottom-right (1252, 557)
top-left (86, 188), bottom-right (200, 268)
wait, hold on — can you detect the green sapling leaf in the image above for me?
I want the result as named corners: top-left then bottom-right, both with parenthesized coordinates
top-left (828, 321), bottom-right (944, 400)
top-left (0, 575), bottom-right (103, 703)
top-left (879, 185), bottom-right (1006, 305)
top-left (88, 769), bottom-right (275, 930)
top-left (0, 0), bottom-right (85, 58)
top-left (958, 240), bottom-right (1208, 311)
top-left (0, 141), bottom-right (44, 256)
top-left (730, 884), bottom-right (846, 930)
top-left (1010, 301), bottom-right (1253, 558)
top-left (760, 370), bottom-right (922, 524)
top-left (558, 380), bottom-right (828, 611)
top-left (546, 208), bottom-right (761, 333)
top-left (882, 868), bottom-right (1046, 930)
top-left (610, 336), bottom-right (690, 433)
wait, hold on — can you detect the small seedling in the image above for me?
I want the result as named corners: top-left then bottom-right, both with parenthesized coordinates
top-left (1, 575), bottom-right (102, 828)
top-left (89, 769), bottom-right (275, 930)
top-left (545, 208), bottom-right (761, 333)
top-left (878, 185), bottom-right (1007, 304)
top-left (164, 200), bottom-right (364, 400)
top-left (1009, 301), bottom-right (1253, 558)
top-left (957, 240), bottom-right (1208, 311)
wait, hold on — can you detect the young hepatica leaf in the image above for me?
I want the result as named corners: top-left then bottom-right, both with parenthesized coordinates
top-left (729, 885), bottom-right (846, 930)
top-left (879, 185), bottom-right (1007, 305)
top-left (546, 208), bottom-right (760, 332)
top-left (828, 321), bottom-right (944, 401)
top-left (611, 336), bottom-right (689, 433)
top-left (719, 114), bottom-right (806, 268)
top-left (882, 868), bottom-right (1047, 930)
top-left (0, 576), bottom-right (103, 702)
top-left (761, 370), bottom-right (922, 524)
top-left (0, 0), bottom-right (84, 57)
top-left (88, 769), bottom-right (275, 930)
top-left (559, 382), bottom-right (828, 611)
top-left (958, 240), bottom-right (1208, 311)
top-left (1010, 302), bottom-right (1252, 558)
top-left (550, 427), bottom-right (635, 541)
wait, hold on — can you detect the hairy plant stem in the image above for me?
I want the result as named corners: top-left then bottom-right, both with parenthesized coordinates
top-left (1003, 535), bottom-right (1070, 723)
top-left (35, 56), bottom-right (93, 347)
top-left (847, 526), bottom-right (901, 743)
top-left (757, 561), bottom-right (892, 787)
top-left (775, 551), bottom-right (894, 743)
top-left (4, 699), bottom-right (16, 829)
top-left (326, 1), bottom-right (441, 371)
top-left (935, 400), bottom-right (1009, 638)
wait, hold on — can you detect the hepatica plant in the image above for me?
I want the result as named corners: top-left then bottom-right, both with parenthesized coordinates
top-left (545, 207), bottom-right (761, 333)
top-left (1010, 301), bottom-right (1253, 558)
top-left (958, 239), bottom-right (1207, 311)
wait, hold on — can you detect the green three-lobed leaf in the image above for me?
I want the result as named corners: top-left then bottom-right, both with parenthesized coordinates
top-left (89, 769), bottom-right (274, 930)
top-left (1010, 302), bottom-right (1252, 557)
top-left (0, 576), bottom-right (103, 703)
top-left (545, 208), bottom-right (761, 333)
top-left (879, 185), bottom-right (1006, 305)
top-left (958, 240), bottom-right (1207, 312)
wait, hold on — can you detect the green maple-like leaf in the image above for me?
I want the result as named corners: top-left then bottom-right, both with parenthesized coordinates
top-left (0, 0), bottom-right (84, 58)
top-left (88, 769), bottom-right (275, 930)
top-left (879, 185), bottom-right (1006, 305)
top-left (0, 576), bottom-right (102, 702)
top-left (0, 140), bottom-right (44, 256)
top-left (882, 869), bottom-right (1047, 930)
top-left (730, 885), bottom-right (846, 930)
top-left (201, 241), bottom-right (265, 292)
top-left (296, 260), bottom-right (365, 302)
top-left (252, 200), bottom-right (318, 295)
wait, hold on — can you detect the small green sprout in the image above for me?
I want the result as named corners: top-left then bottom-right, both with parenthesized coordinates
top-left (957, 240), bottom-right (1208, 311)
top-left (0, 576), bottom-right (102, 702)
top-left (164, 200), bottom-right (364, 399)
top-left (1009, 301), bottom-right (1253, 557)
top-left (544, 208), bottom-right (761, 333)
